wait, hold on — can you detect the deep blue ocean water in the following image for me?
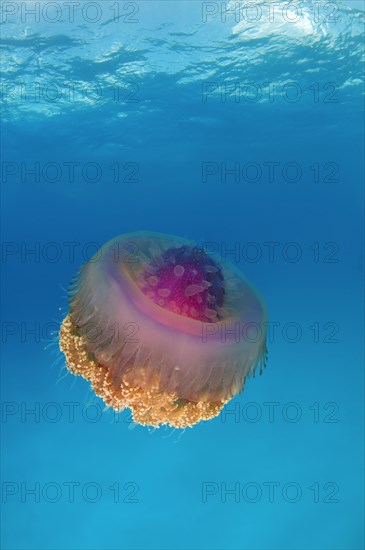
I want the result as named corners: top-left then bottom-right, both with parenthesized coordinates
top-left (1, 1), bottom-right (364, 549)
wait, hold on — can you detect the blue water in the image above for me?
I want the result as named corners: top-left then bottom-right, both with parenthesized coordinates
top-left (1, 1), bottom-right (364, 549)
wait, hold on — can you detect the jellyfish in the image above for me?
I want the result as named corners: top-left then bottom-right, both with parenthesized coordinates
top-left (59, 232), bottom-right (268, 428)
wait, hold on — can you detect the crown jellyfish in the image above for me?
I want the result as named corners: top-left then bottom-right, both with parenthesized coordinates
top-left (59, 232), bottom-right (268, 428)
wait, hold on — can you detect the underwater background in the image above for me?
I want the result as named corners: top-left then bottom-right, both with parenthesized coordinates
top-left (1, 1), bottom-right (364, 549)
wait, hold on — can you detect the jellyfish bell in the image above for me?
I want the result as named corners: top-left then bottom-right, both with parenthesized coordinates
top-left (59, 231), bottom-right (268, 428)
